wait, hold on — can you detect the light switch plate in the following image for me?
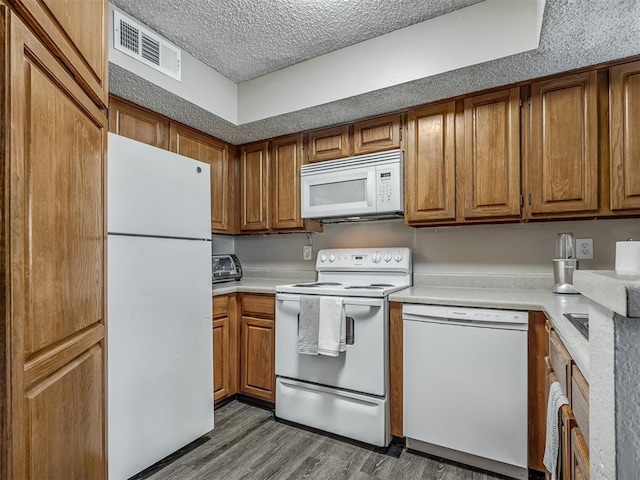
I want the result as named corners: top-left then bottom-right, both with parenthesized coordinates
top-left (576, 238), bottom-right (593, 259)
top-left (303, 245), bottom-right (313, 261)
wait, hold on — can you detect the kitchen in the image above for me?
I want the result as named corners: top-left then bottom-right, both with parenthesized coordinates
top-left (1, 0), bottom-right (640, 479)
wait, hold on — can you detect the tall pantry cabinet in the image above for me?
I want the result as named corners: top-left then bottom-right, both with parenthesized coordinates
top-left (0, 1), bottom-right (108, 479)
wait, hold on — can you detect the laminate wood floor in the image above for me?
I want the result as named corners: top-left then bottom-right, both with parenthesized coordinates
top-left (139, 400), bottom-right (506, 480)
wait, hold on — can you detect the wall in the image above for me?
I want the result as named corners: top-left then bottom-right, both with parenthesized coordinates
top-left (226, 218), bottom-right (640, 282)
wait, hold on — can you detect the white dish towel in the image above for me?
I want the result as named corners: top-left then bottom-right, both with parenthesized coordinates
top-left (297, 295), bottom-right (320, 355)
top-left (317, 296), bottom-right (346, 357)
top-left (543, 381), bottom-right (570, 480)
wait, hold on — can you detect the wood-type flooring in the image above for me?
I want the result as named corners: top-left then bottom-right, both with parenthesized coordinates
top-left (137, 400), bottom-right (508, 480)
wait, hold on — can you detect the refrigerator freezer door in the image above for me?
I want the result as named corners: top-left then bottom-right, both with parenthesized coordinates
top-left (108, 133), bottom-right (211, 240)
top-left (108, 234), bottom-right (213, 480)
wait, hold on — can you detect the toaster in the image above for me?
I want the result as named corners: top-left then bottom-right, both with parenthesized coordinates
top-left (211, 254), bottom-right (243, 284)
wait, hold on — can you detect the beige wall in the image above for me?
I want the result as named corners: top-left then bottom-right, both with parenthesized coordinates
top-left (224, 218), bottom-right (640, 275)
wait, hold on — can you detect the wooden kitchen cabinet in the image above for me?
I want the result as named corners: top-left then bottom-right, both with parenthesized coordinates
top-left (405, 101), bottom-right (457, 224)
top-left (239, 294), bottom-right (276, 402)
top-left (240, 141), bottom-right (270, 232)
top-left (10, 0), bottom-right (109, 105)
top-left (170, 124), bottom-right (238, 233)
top-left (353, 114), bottom-right (402, 155)
top-left (460, 88), bottom-right (522, 220)
top-left (545, 322), bottom-right (590, 480)
top-left (306, 125), bottom-right (350, 163)
top-left (109, 96), bottom-right (170, 149)
top-left (212, 294), bottom-right (239, 403)
top-left (609, 60), bottom-right (640, 211)
top-left (271, 134), bottom-right (305, 230)
top-left (2, 4), bottom-right (108, 478)
top-left (240, 137), bottom-right (320, 234)
top-left (571, 428), bottom-right (590, 480)
top-left (527, 72), bottom-right (599, 217)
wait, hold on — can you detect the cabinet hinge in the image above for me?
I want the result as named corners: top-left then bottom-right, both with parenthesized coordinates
top-left (520, 195), bottom-right (524, 207)
top-left (519, 98), bottom-right (523, 108)
top-left (528, 194), bottom-right (532, 206)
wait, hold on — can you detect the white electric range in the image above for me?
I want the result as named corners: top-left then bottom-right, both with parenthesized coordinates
top-left (275, 247), bottom-right (412, 447)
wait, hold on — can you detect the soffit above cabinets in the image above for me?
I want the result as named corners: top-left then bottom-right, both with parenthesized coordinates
top-left (108, 0), bottom-right (640, 145)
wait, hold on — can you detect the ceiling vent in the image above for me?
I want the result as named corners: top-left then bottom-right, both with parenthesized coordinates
top-left (113, 10), bottom-right (181, 81)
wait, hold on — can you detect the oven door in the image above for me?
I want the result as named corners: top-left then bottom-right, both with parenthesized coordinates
top-left (301, 166), bottom-right (377, 219)
top-left (275, 294), bottom-right (388, 397)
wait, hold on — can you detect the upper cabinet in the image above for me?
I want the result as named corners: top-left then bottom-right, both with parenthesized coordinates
top-left (526, 72), bottom-right (599, 217)
top-left (353, 114), bottom-right (402, 155)
top-left (11, 0), bottom-right (109, 105)
top-left (239, 137), bottom-right (322, 234)
top-left (240, 142), bottom-right (270, 232)
top-left (306, 125), bottom-right (350, 163)
top-left (109, 97), bottom-right (170, 149)
top-left (405, 102), bottom-right (456, 224)
top-left (461, 88), bottom-right (522, 220)
top-left (305, 114), bottom-right (402, 163)
top-left (609, 60), bottom-right (640, 211)
top-left (271, 135), bottom-right (304, 230)
top-left (169, 124), bottom-right (237, 233)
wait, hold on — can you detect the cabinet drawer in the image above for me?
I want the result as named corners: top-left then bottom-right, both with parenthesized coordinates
top-left (549, 330), bottom-right (571, 394)
top-left (241, 294), bottom-right (275, 318)
top-left (571, 364), bottom-right (589, 446)
top-left (213, 294), bottom-right (229, 318)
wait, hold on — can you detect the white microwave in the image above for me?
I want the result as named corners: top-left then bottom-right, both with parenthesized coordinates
top-left (301, 149), bottom-right (403, 222)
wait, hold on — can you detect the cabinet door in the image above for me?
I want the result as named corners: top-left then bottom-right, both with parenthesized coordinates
top-left (5, 15), bottom-right (107, 479)
top-left (306, 125), bottom-right (350, 163)
top-left (109, 96), bottom-right (170, 149)
top-left (461, 88), bottom-right (521, 219)
top-left (609, 61), bottom-right (640, 210)
top-left (271, 135), bottom-right (304, 230)
top-left (405, 102), bottom-right (456, 224)
top-left (529, 72), bottom-right (598, 215)
top-left (240, 316), bottom-right (275, 402)
top-left (11, 0), bottom-right (108, 104)
top-left (170, 124), bottom-right (236, 233)
top-left (353, 114), bottom-right (401, 155)
top-left (240, 142), bottom-right (270, 231)
top-left (570, 428), bottom-right (590, 480)
top-left (212, 315), bottom-right (230, 402)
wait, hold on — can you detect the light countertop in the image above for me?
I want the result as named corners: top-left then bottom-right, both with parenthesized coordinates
top-left (574, 270), bottom-right (640, 318)
top-left (389, 286), bottom-right (591, 380)
top-left (214, 277), bottom-right (591, 380)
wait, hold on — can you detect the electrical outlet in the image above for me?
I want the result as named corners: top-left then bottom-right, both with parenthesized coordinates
top-left (303, 245), bottom-right (313, 261)
top-left (576, 238), bottom-right (593, 260)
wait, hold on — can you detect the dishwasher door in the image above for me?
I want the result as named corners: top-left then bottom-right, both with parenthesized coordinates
top-left (403, 304), bottom-right (528, 480)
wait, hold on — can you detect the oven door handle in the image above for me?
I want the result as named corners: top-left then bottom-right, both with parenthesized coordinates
top-left (276, 294), bottom-right (383, 308)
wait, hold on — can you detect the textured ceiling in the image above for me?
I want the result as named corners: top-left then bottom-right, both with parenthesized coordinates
top-left (110, 0), bottom-right (483, 82)
top-left (109, 0), bottom-right (640, 145)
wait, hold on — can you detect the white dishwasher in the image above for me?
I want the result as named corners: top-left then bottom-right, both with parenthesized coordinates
top-left (403, 304), bottom-right (528, 480)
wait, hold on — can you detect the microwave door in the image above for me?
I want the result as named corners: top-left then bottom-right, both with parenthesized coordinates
top-left (302, 169), bottom-right (377, 219)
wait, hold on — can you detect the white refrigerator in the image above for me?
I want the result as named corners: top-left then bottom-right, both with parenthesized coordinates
top-left (107, 133), bottom-right (214, 480)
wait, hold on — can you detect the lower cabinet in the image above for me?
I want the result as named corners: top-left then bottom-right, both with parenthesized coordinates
top-left (546, 321), bottom-right (590, 480)
top-left (212, 293), bottom-right (275, 404)
top-left (240, 294), bottom-right (276, 402)
top-left (212, 294), bottom-right (238, 402)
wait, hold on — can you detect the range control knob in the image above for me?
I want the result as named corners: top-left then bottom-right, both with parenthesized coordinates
top-left (329, 254), bottom-right (336, 262)
top-left (372, 253), bottom-right (382, 263)
top-left (384, 254), bottom-right (392, 262)
top-left (320, 254), bottom-right (327, 263)
top-left (395, 253), bottom-right (403, 262)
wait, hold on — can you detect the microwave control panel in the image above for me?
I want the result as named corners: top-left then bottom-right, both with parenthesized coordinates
top-left (376, 162), bottom-right (402, 212)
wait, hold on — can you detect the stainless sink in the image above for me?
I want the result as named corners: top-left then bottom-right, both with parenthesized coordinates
top-left (563, 313), bottom-right (589, 340)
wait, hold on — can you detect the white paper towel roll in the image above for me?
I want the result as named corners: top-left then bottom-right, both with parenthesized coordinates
top-left (616, 241), bottom-right (640, 275)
